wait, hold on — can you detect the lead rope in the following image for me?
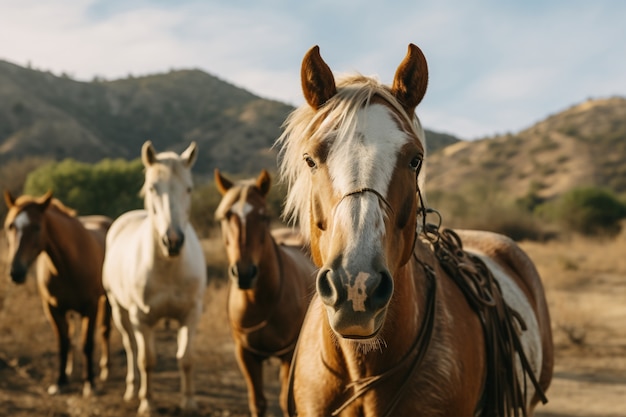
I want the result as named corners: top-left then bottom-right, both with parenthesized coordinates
top-left (417, 180), bottom-right (548, 416)
top-left (328, 261), bottom-right (437, 417)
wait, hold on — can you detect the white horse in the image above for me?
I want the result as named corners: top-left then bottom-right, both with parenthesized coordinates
top-left (103, 141), bottom-right (207, 416)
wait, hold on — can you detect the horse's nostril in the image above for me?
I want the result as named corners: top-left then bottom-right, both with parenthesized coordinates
top-left (372, 270), bottom-right (394, 308)
top-left (229, 264), bottom-right (238, 278)
top-left (249, 264), bottom-right (258, 279)
top-left (317, 269), bottom-right (339, 307)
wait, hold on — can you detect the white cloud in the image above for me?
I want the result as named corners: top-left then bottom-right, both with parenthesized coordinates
top-left (0, 0), bottom-right (625, 139)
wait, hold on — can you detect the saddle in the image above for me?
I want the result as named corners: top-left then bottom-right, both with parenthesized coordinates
top-left (423, 224), bottom-right (548, 417)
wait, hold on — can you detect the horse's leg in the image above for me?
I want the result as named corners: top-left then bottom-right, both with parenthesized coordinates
top-left (278, 351), bottom-right (294, 417)
top-left (43, 303), bottom-right (71, 395)
top-left (110, 301), bottom-right (138, 401)
top-left (98, 294), bottom-right (112, 382)
top-left (65, 312), bottom-right (75, 378)
top-left (235, 343), bottom-right (266, 417)
top-left (176, 313), bottom-right (200, 413)
top-left (134, 322), bottom-right (156, 417)
top-left (78, 305), bottom-right (99, 397)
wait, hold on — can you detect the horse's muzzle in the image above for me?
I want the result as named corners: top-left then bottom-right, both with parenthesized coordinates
top-left (162, 230), bottom-right (185, 257)
top-left (230, 262), bottom-right (258, 290)
top-left (10, 264), bottom-right (28, 284)
top-left (316, 267), bottom-right (393, 338)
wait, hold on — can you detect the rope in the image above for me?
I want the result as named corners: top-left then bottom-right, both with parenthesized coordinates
top-left (423, 227), bottom-right (548, 417)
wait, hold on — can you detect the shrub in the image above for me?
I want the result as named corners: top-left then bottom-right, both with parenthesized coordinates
top-left (553, 187), bottom-right (626, 236)
top-left (23, 158), bottom-right (144, 219)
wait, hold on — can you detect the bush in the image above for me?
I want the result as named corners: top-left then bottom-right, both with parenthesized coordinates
top-left (425, 184), bottom-right (552, 241)
top-left (23, 158), bottom-right (144, 219)
top-left (552, 187), bottom-right (626, 236)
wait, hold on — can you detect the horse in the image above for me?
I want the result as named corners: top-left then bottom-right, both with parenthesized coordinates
top-left (102, 141), bottom-right (207, 416)
top-left (275, 44), bottom-right (554, 416)
top-left (3, 191), bottom-right (112, 397)
top-left (214, 169), bottom-right (317, 417)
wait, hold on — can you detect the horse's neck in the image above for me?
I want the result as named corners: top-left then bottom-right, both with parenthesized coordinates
top-left (42, 210), bottom-right (82, 276)
top-left (251, 231), bottom-right (283, 303)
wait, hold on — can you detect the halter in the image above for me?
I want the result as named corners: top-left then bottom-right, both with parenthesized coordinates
top-left (338, 187), bottom-right (395, 216)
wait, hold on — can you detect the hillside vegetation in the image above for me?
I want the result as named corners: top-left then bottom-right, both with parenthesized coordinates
top-left (1, 59), bottom-right (625, 239)
top-left (0, 59), bottom-right (457, 179)
top-left (425, 97), bottom-right (626, 199)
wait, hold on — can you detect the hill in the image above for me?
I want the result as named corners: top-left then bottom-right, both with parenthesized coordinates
top-left (424, 96), bottom-right (626, 200)
top-left (0, 60), bottom-right (458, 178)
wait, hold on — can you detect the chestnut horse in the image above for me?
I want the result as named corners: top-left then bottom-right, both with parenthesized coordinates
top-left (3, 191), bottom-right (112, 396)
top-left (102, 141), bottom-right (207, 416)
top-left (276, 44), bottom-right (553, 416)
top-left (215, 169), bottom-right (317, 417)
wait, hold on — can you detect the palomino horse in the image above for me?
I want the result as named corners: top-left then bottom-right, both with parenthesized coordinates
top-left (103, 141), bottom-right (207, 416)
top-left (214, 169), bottom-right (317, 417)
top-left (276, 44), bottom-right (554, 416)
top-left (3, 191), bottom-right (112, 396)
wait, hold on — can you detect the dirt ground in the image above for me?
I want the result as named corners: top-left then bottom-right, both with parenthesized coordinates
top-left (0, 232), bottom-right (625, 417)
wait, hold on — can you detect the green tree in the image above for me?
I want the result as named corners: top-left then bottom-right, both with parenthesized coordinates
top-left (23, 158), bottom-right (144, 218)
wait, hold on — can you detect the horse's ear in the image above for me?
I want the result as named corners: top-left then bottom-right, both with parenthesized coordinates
top-left (4, 190), bottom-right (15, 208)
top-left (256, 169), bottom-right (271, 197)
top-left (39, 190), bottom-right (53, 209)
top-left (391, 43), bottom-right (428, 117)
top-left (142, 140), bottom-right (157, 167)
top-left (214, 169), bottom-right (233, 196)
top-left (181, 141), bottom-right (198, 168)
top-left (301, 45), bottom-right (337, 109)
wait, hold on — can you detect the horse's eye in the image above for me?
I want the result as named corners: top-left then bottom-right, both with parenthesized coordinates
top-left (303, 154), bottom-right (317, 169)
top-left (409, 156), bottom-right (422, 171)
top-left (187, 187), bottom-right (192, 194)
top-left (7, 223), bottom-right (15, 231)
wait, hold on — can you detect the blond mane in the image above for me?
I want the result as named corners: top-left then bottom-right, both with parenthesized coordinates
top-left (275, 73), bottom-right (427, 240)
top-left (12, 195), bottom-right (77, 217)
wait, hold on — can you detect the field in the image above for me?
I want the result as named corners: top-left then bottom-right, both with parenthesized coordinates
top-left (0, 230), bottom-right (625, 417)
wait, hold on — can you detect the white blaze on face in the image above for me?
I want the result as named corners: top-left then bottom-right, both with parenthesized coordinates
top-left (231, 199), bottom-right (254, 227)
top-left (347, 271), bottom-right (370, 311)
top-left (13, 211), bottom-right (30, 243)
top-left (327, 103), bottom-right (409, 262)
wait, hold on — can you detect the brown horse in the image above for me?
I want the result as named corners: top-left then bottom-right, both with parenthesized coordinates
top-left (275, 44), bottom-right (554, 416)
top-left (3, 191), bottom-right (112, 397)
top-left (215, 169), bottom-right (317, 417)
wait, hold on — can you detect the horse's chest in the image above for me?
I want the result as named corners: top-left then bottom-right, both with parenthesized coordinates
top-left (138, 274), bottom-right (201, 317)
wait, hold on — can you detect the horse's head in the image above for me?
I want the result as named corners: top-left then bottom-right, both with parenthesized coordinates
top-left (215, 169), bottom-right (272, 290)
top-left (141, 141), bottom-right (197, 258)
top-left (276, 44), bottom-right (428, 340)
top-left (3, 190), bottom-right (54, 284)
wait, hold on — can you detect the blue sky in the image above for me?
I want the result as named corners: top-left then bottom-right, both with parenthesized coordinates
top-left (1, 0), bottom-right (625, 140)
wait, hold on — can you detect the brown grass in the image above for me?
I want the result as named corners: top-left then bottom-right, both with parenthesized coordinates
top-left (1, 227), bottom-right (625, 416)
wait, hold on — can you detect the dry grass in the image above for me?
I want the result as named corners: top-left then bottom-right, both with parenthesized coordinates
top-left (1, 227), bottom-right (625, 416)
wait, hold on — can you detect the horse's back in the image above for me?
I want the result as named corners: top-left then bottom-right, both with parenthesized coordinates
top-left (271, 227), bottom-right (307, 247)
top-left (106, 210), bottom-right (147, 246)
top-left (79, 215), bottom-right (113, 248)
top-left (454, 229), bottom-right (554, 404)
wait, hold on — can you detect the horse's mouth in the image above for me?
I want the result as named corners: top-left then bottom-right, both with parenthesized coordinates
top-left (325, 305), bottom-right (387, 340)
